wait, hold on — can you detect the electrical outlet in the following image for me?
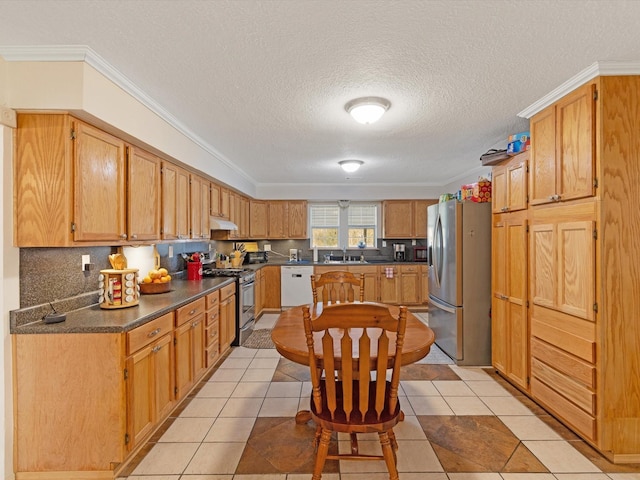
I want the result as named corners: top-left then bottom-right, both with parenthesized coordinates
top-left (412, 239), bottom-right (417, 246)
top-left (168, 246), bottom-right (174, 258)
top-left (264, 244), bottom-right (271, 251)
top-left (81, 255), bottom-right (90, 271)
top-left (382, 241), bottom-right (387, 248)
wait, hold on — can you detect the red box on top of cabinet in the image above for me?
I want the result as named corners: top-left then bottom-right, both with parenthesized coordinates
top-left (471, 181), bottom-right (492, 203)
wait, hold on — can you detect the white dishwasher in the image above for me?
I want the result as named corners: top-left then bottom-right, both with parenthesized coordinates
top-left (280, 265), bottom-right (314, 308)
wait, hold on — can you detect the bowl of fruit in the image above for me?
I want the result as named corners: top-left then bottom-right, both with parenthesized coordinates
top-left (139, 268), bottom-right (172, 294)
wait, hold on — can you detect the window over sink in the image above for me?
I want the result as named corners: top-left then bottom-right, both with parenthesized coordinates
top-left (309, 203), bottom-right (378, 249)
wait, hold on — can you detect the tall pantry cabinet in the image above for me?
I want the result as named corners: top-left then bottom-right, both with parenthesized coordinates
top-left (492, 75), bottom-right (640, 463)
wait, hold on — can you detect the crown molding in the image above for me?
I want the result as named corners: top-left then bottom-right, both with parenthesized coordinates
top-left (518, 61), bottom-right (640, 119)
top-left (0, 45), bottom-right (255, 184)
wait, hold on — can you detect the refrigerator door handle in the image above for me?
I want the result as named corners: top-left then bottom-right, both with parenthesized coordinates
top-left (433, 213), bottom-right (444, 287)
top-left (429, 294), bottom-right (456, 314)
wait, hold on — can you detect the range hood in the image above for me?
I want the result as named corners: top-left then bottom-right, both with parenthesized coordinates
top-left (210, 216), bottom-right (238, 231)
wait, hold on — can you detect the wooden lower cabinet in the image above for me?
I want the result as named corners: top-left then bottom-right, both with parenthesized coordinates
top-left (205, 290), bottom-right (221, 367)
top-left (219, 283), bottom-right (237, 352)
top-left (174, 297), bottom-right (207, 398)
top-left (491, 210), bottom-right (528, 390)
top-left (126, 313), bottom-right (175, 450)
top-left (399, 265), bottom-right (421, 305)
top-left (262, 265), bottom-right (281, 310)
top-left (379, 265), bottom-right (400, 304)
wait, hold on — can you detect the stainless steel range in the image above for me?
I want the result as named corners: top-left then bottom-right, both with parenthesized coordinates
top-left (202, 267), bottom-right (255, 346)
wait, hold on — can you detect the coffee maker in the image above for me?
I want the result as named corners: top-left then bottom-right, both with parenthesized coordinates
top-left (393, 243), bottom-right (406, 262)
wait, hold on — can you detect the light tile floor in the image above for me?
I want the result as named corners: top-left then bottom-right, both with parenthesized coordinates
top-left (119, 313), bottom-right (640, 480)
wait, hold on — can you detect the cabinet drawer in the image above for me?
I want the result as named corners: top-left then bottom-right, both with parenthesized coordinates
top-left (220, 283), bottom-right (235, 301)
top-left (205, 290), bottom-right (220, 310)
top-left (206, 345), bottom-right (220, 368)
top-left (532, 357), bottom-right (596, 414)
top-left (531, 305), bottom-right (596, 363)
top-left (399, 265), bottom-right (420, 273)
top-left (531, 377), bottom-right (596, 442)
top-left (206, 323), bottom-right (219, 348)
top-left (127, 312), bottom-right (174, 354)
top-left (175, 297), bottom-right (206, 327)
top-left (206, 308), bottom-right (220, 327)
top-left (531, 337), bottom-right (595, 388)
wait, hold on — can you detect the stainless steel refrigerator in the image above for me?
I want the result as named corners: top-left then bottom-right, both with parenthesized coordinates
top-left (427, 200), bottom-right (492, 365)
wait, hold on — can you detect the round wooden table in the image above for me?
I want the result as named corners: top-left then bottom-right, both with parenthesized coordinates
top-left (271, 302), bottom-right (436, 423)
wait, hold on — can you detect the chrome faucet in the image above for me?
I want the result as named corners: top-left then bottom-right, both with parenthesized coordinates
top-left (342, 247), bottom-right (347, 262)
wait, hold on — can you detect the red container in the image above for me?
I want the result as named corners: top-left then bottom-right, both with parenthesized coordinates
top-left (187, 261), bottom-right (202, 280)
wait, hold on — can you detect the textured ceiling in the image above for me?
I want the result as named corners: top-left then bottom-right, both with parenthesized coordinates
top-left (1, 0), bottom-right (639, 191)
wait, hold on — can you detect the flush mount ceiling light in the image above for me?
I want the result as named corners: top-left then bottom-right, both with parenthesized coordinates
top-left (345, 96), bottom-right (391, 124)
top-left (339, 160), bottom-right (364, 173)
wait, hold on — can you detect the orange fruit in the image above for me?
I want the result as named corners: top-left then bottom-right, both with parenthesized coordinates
top-left (160, 276), bottom-right (169, 283)
top-left (158, 268), bottom-right (168, 277)
top-left (152, 278), bottom-right (162, 284)
top-left (149, 269), bottom-right (161, 280)
top-left (142, 276), bottom-right (152, 284)
top-left (165, 274), bottom-right (171, 281)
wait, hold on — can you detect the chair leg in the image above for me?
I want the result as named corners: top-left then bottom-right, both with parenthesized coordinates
top-left (313, 424), bottom-right (322, 449)
top-left (312, 428), bottom-right (332, 480)
top-left (387, 428), bottom-right (398, 464)
top-left (378, 431), bottom-right (399, 480)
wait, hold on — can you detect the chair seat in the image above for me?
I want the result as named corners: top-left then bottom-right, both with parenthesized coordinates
top-left (310, 380), bottom-right (402, 433)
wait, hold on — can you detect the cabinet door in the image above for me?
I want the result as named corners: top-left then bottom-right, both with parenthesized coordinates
top-left (505, 214), bottom-right (529, 388)
top-left (288, 200), bottom-right (308, 238)
top-left (557, 220), bottom-right (595, 321)
top-left (492, 165), bottom-right (508, 214)
top-left (153, 333), bottom-right (176, 421)
top-left (556, 83), bottom-right (595, 202)
top-left (268, 201), bottom-right (287, 238)
top-left (400, 265), bottom-right (421, 305)
top-left (201, 179), bottom-right (211, 239)
top-left (73, 121), bottom-right (126, 242)
top-left (176, 167), bottom-right (190, 239)
top-left (192, 315), bottom-right (206, 382)
top-left (210, 182), bottom-right (221, 217)
top-left (262, 266), bottom-right (281, 309)
top-left (348, 266), bottom-right (378, 302)
top-left (530, 222), bottom-right (556, 309)
top-left (379, 267), bottom-right (400, 304)
top-left (219, 293), bottom-right (236, 352)
top-left (508, 154), bottom-right (528, 212)
top-left (127, 344), bottom-right (155, 449)
top-left (420, 265), bottom-right (429, 304)
top-left (383, 201), bottom-right (414, 238)
top-left (250, 200), bottom-right (268, 238)
top-left (220, 187), bottom-right (230, 219)
top-left (128, 147), bottom-right (161, 241)
top-left (414, 200), bottom-right (435, 239)
top-left (190, 174), bottom-right (202, 239)
top-left (174, 320), bottom-right (194, 399)
top-left (530, 107), bottom-right (557, 206)
top-left (492, 216), bottom-right (508, 373)
top-left (162, 162), bottom-right (190, 240)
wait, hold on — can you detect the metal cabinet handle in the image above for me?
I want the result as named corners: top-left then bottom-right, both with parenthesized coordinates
top-left (120, 233), bottom-right (127, 239)
top-left (131, 234), bottom-right (137, 239)
top-left (147, 328), bottom-right (161, 337)
top-left (192, 320), bottom-right (200, 328)
top-left (189, 309), bottom-right (196, 315)
top-left (151, 345), bottom-right (162, 353)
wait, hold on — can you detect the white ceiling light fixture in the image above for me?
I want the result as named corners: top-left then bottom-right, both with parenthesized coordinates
top-left (345, 96), bottom-right (391, 124)
top-left (339, 160), bottom-right (364, 173)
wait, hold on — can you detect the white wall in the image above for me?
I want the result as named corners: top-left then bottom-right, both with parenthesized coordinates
top-left (0, 55), bottom-right (18, 480)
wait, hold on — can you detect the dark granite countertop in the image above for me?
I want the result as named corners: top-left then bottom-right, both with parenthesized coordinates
top-left (11, 277), bottom-right (235, 335)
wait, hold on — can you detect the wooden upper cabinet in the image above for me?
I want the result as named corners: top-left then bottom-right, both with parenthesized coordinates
top-left (128, 146), bottom-right (161, 242)
top-left (268, 201), bottom-right (287, 239)
top-left (189, 174), bottom-right (210, 240)
top-left (220, 187), bottom-right (230, 219)
top-left (14, 114), bottom-right (74, 246)
top-left (161, 161), bottom-right (190, 240)
top-left (250, 200), bottom-right (268, 238)
top-left (492, 152), bottom-right (528, 214)
top-left (287, 200), bottom-right (308, 238)
top-left (383, 201), bottom-right (414, 238)
top-left (210, 182), bottom-right (230, 220)
top-left (73, 121), bottom-right (127, 242)
top-left (383, 200), bottom-right (436, 239)
top-left (530, 82), bottom-right (596, 206)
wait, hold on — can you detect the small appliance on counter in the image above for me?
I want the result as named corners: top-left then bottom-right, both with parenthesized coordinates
top-left (413, 246), bottom-right (427, 262)
top-left (243, 251), bottom-right (268, 264)
top-left (289, 248), bottom-right (298, 262)
top-left (393, 243), bottom-right (406, 262)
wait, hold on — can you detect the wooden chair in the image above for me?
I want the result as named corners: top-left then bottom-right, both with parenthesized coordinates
top-left (310, 270), bottom-right (365, 303)
top-left (302, 302), bottom-right (408, 480)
